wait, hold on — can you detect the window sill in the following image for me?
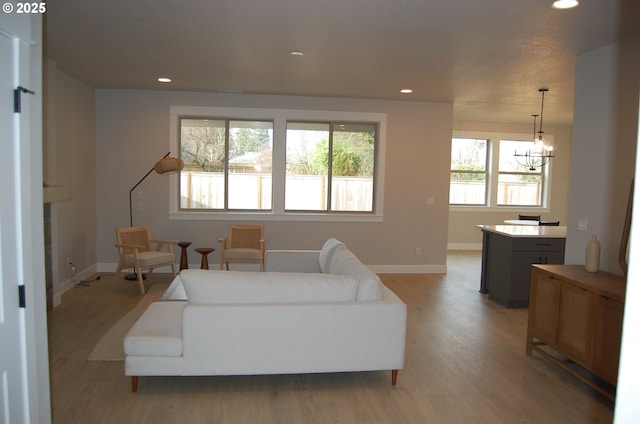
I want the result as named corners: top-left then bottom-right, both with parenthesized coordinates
top-left (169, 211), bottom-right (383, 223)
top-left (449, 205), bottom-right (550, 213)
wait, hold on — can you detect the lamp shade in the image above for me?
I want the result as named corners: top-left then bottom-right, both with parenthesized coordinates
top-left (154, 157), bottom-right (184, 175)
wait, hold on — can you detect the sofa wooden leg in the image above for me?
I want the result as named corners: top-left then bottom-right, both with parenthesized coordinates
top-left (131, 376), bottom-right (139, 392)
top-left (391, 370), bottom-right (398, 386)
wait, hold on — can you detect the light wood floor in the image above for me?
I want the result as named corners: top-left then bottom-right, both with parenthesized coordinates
top-left (47, 252), bottom-right (614, 423)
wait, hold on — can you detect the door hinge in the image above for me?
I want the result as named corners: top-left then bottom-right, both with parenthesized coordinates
top-left (18, 284), bottom-right (26, 308)
top-left (14, 86), bottom-right (36, 113)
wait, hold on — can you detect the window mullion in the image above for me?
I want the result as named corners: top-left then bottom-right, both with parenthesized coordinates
top-left (489, 138), bottom-right (500, 207)
top-left (327, 124), bottom-right (334, 212)
top-left (272, 117), bottom-right (287, 214)
top-left (224, 120), bottom-right (230, 210)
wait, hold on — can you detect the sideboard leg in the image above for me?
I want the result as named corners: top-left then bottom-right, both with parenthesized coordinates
top-left (131, 376), bottom-right (139, 392)
top-left (391, 370), bottom-right (398, 386)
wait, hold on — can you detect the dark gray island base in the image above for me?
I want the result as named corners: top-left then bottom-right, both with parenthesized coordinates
top-left (477, 225), bottom-right (566, 308)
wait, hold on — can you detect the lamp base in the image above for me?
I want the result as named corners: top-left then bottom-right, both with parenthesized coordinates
top-left (124, 272), bottom-right (147, 281)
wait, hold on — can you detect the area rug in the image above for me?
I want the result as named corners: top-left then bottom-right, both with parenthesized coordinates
top-left (87, 285), bottom-right (165, 361)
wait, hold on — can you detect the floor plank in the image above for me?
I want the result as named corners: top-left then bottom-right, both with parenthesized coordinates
top-left (47, 252), bottom-right (614, 423)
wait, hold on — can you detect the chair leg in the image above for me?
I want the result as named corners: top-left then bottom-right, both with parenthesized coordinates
top-left (113, 265), bottom-right (122, 288)
top-left (136, 268), bottom-right (145, 295)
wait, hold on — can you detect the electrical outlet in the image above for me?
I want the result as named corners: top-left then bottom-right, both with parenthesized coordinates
top-left (426, 197), bottom-right (435, 206)
top-left (415, 247), bottom-right (422, 256)
top-left (66, 257), bottom-right (72, 265)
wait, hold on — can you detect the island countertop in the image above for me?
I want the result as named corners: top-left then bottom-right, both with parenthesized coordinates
top-left (476, 224), bottom-right (567, 238)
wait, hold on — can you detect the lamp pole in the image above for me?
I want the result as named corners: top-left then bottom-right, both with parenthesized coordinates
top-left (129, 151), bottom-right (171, 227)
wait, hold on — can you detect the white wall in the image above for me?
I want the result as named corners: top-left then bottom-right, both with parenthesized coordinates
top-left (44, 61), bottom-right (97, 301)
top-left (95, 91), bottom-right (453, 272)
top-left (566, 35), bottom-right (640, 274)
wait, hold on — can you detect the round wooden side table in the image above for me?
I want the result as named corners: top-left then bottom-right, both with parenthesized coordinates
top-left (194, 247), bottom-right (215, 270)
top-left (177, 241), bottom-right (192, 270)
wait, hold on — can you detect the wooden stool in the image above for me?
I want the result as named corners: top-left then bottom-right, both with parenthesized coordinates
top-left (194, 247), bottom-right (215, 270)
top-left (177, 241), bottom-right (192, 270)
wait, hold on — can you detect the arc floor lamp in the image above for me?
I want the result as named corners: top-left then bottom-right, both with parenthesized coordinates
top-left (125, 152), bottom-right (184, 280)
top-left (129, 151), bottom-right (184, 227)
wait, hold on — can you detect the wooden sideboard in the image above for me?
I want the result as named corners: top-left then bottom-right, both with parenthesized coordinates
top-left (526, 264), bottom-right (626, 399)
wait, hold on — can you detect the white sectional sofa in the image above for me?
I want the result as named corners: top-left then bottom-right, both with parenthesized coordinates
top-left (124, 238), bottom-right (407, 392)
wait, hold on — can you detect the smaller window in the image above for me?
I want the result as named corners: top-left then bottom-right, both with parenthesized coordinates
top-left (450, 138), bottom-right (489, 206)
top-left (498, 140), bottom-right (545, 206)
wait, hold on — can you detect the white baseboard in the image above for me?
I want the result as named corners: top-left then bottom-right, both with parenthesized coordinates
top-left (55, 260), bottom-right (449, 307)
top-left (369, 264), bottom-right (447, 274)
top-left (447, 243), bottom-right (482, 251)
top-left (98, 262), bottom-right (449, 275)
top-left (96, 262), bottom-right (261, 273)
top-left (53, 264), bottom-right (98, 307)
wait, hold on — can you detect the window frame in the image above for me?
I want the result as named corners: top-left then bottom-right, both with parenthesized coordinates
top-left (285, 120), bottom-right (378, 214)
top-left (449, 131), bottom-right (553, 212)
top-left (449, 137), bottom-right (490, 206)
top-left (179, 117), bottom-right (275, 212)
top-left (169, 106), bottom-right (386, 222)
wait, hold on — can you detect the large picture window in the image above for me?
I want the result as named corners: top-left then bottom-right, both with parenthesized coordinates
top-left (180, 118), bottom-right (273, 210)
top-left (170, 106), bottom-right (386, 221)
top-left (285, 122), bottom-right (376, 212)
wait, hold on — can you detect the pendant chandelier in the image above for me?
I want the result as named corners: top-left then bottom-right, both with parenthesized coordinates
top-left (514, 88), bottom-right (554, 171)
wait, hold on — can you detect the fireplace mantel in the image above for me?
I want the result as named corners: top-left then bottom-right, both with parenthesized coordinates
top-left (43, 185), bottom-right (72, 203)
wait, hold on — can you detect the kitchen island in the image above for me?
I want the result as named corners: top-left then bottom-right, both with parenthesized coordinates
top-left (477, 225), bottom-right (567, 307)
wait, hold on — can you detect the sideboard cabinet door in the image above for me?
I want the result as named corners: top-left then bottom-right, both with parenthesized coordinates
top-left (556, 283), bottom-right (594, 366)
top-left (591, 295), bottom-right (624, 385)
top-left (529, 271), bottom-right (561, 347)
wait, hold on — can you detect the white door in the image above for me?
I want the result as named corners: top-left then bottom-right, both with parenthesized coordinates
top-left (0, 14), bottom-right (50, 424)
top-left (0, 29), bottom-right (28, 423)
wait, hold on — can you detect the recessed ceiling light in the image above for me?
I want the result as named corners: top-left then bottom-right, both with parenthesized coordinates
top-left (290, 51), bottom-right (304, 56)
top-left (400, 89), bottom-right (413, 94)
top-left (552, 0), bottom-right (579, 9)
top-left (157, 77), bottom-right (172, 83)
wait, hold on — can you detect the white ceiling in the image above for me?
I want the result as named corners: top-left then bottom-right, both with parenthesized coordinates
top-left (44, 0), bottom-right (640, 125)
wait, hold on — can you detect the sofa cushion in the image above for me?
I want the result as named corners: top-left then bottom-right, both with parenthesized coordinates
top-left (126, 251), bottom-right (176, 268)
top-left (330, 244), bottom-right (384, 301)
top-left (181, 269), bottom-right (358, 304)
top-left (222, 247), bottom-right (261, 260)
top-left (124, 301), bottom-right (185, 357)
top-left (319, 238), bottom-right (345, 273)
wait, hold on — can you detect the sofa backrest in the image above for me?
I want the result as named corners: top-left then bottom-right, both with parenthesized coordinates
top-left (329, 244), bottom-right (384, 301)
top-left (318, 237), bottom-right (345, 273)
top-left (180, 269), bottom-right (358, 304)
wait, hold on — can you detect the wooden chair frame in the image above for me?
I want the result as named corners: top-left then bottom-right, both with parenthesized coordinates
top-left (114, 225), bottom-right (178, 295)
top-left (218, 224), bottom-right (266, 271)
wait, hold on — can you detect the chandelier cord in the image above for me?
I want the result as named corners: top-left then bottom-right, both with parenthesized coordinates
top-left (538, 88), bottom-right (548, 140)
